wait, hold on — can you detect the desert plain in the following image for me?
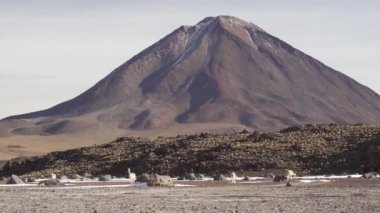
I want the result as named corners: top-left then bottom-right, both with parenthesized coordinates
top-left (0, 178), bottom-right (379, 213)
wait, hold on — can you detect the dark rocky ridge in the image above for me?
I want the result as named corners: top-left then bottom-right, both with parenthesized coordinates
top-left (2, 15), bottom-right (380, 137)
top-left (1, 124), bottom-right (379, 178)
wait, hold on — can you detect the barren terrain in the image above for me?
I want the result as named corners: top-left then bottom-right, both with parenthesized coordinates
top-left (3, 124), bottom-right (379, 178)
top-left (0, 121), bottom-right (247, 160)
top-left (0, 179), bottom-right (379, 212)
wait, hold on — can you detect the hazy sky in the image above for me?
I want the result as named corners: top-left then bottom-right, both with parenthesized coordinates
top-left (1, 0), bottom-right (379, 119)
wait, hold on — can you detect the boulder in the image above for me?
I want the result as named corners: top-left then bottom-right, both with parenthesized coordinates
top-left (362, 172), bottom-right (378, 179)
top-left (60, 175), bottom-right (68, 180)
top-left (6, 175), bottom-right (24, 184)
top-left (80, 177), bottom-right (91, 181)
top-left (213, 174), bottom-right (226, 181)
top-left (82, 173), bottom-right (92, 178)
top-left (136, 173), bottom-right (150, 183)
top-left (177, 175), bottom-right (186, 180)
top-left (27, 177), bottom-right (36, 183)
top-left (68, 174), bottom-right (82, 179)
top-left (99, 174), bottom-right (112, 181)
top-left (195, 173), bottom-right (204, 179)
top-left (185, 173), bottom-right (196, 180)
top-left (147, 174), bottom-right (174, 187)
top-left (273, 175), bottom-right (287, 182)
top-left (38, 179), bottom-right (63, 186)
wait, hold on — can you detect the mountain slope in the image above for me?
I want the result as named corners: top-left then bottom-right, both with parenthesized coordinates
top-left (1, 16), bottom-right (380, 158)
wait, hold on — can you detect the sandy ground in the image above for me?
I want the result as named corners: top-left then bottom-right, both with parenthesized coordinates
top-left (0, 121), bottom-right (247, 160)
top-left (0, 179), bottom-right (379, 213)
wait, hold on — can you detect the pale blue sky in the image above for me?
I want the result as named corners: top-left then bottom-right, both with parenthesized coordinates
top-left (1, 0), bottom-right (379, 119)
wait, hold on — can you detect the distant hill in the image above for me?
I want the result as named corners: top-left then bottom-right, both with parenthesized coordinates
top-left (2, 124), bottom-right (379, 177)
top-left (1, 15), bottom-right (380, 160)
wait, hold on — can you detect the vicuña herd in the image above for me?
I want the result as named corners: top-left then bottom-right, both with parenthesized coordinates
top-left (5, 168), bottom-right (304, 186)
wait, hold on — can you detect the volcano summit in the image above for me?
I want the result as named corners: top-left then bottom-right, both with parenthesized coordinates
top-left (1, 16), bottom-right (380, 158)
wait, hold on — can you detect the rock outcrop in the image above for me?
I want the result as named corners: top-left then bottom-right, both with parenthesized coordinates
top-left (99, 175), bottom-right (112, 181)
top-left (38, 179), bottom-right (63, 186)
top-left (6, 175), bottom-right (24, 184)
top-left (1, 124), bottom-right (380, 178)
top-left (147, 174), bottom-right (174, 187)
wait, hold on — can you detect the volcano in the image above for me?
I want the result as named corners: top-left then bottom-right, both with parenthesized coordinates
top-left (1, 16), bottom-right (380, 158)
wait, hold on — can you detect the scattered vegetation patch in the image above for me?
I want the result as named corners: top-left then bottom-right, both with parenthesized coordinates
top-left (6, 145), bottom-right (23, 149)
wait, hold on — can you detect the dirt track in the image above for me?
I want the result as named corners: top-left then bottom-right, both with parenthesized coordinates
top-left (0, 179), bottom-right (379, 212)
